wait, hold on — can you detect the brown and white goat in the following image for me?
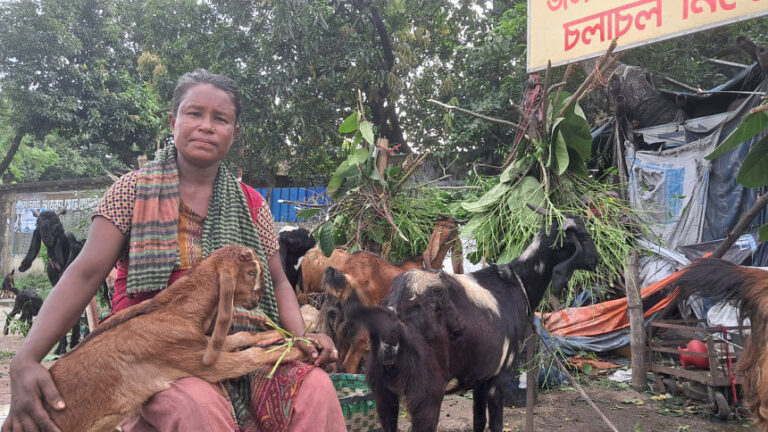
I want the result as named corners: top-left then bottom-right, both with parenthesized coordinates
top-left (321, 215), bottom-right (463, 373)
top-left (350, 214), bottom-right (599, 432)
top-left (45, 245), bottom-right (306, 432)
top-left (665, 257), bottom-right (768, 430)
top-left (298, 246), bottom-right (351, 303)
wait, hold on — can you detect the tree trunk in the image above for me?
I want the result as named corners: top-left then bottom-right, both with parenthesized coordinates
top-left (0, 131), bottom-right (25, 180)
top-left (625, 250), bottom-right (647, 391)
top-left (351, 0), bottom-right (411, 153)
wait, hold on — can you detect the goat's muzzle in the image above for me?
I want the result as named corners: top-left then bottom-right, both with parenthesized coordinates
top-left (378, 342), bottom-right (399, 366)
top-left (240, 293), bottom-right (261, 310)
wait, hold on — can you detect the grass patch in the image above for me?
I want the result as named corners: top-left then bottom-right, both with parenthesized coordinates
top-left (0, 351), bottom-right (15, 361)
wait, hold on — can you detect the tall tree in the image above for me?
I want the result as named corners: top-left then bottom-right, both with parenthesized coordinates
top-left (0, 0), bottom-right (164, 182)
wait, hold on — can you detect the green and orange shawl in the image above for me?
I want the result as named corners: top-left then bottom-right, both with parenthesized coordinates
top-left (126, 146), bottom-right (279, 322)
top-left (127, 147), bottom-right (309, 429)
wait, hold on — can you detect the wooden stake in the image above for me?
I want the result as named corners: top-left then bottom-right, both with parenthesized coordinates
top-left (625, 250), bottom-right (646, 391)
top-left (525, 323), bottom-right (538, 431)
top-left (376, 138), bottom-right (388, 179)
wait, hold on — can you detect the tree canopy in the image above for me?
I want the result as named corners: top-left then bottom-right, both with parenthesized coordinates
top-left (0, 0), bottom-right (765, 185)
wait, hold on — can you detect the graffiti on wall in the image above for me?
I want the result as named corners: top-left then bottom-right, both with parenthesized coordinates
top-left (11, 191), bottom-right (103, 256)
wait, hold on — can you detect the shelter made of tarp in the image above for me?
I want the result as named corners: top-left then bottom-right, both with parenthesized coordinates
top-left (535, 270), bottom-right (680, 354)
top-left (625, 65), bottom-right (767, 287)
top-left (551, 64), bottom-right (768, 353)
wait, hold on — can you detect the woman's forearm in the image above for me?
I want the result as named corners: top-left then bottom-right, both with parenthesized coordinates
top-left (268, 253), bottom-right (307, 337)
top-left (16, 267), bottom-right (103, 362)
top-left (16, 217), bottom-right (125, 362)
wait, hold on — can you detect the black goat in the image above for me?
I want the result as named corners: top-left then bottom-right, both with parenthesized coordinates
top-left (278, 226), bottom-right (316, 289)
top-left (18, 209), bottom-right (88, 355)
top-left (2, 269), bottom-right (43, 335)
top-left (350, 213), bottom-right (599, 432)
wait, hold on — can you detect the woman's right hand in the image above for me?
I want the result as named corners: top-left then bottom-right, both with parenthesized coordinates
top-left (2, 356), bottom-right (64, 432)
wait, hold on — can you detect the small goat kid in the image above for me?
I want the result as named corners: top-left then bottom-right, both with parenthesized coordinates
top-left (45, 245), bottom-right (306, 432)
top-left (321, 215), bottom-right (463, 373)
top-left (2, 269), bottom-right (43, 335)
top-left (351, 214), bottom-right (599, 432)
top-left (278, 226), bottom-right (317, 290)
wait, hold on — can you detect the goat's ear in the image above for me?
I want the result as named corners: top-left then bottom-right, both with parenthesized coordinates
top-left (18, 229), bottom-right (41, 272)
top-left (32, 209), bottom-right (39, 218)
top-left (551, 230), bottom-right (583, 292)
top-left (57, 208), bottom-right (67, 216)
top-left (255, 256), bottom-right (266, 301)
top-left (202, 262), bottom-right (237, 366)
top-left (422, 227), bottom-right (444, 269)
top-left (450, 240), bottom-right (464, 274)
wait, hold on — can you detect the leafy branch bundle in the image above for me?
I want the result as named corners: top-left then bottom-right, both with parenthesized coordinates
top-left (456, 47), bottom-right (638, 303)
top-left (303, 110), bottom-right (455, 261)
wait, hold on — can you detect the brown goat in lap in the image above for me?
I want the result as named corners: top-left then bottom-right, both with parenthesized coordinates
top-left (45, 245), bottom-right (306, 432)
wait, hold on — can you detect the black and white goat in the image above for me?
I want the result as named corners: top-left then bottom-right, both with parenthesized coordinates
top-left (18, 209), bottom-right (88, 355)
top-left (278, 226), bottom-right (317, 290)
top-left (350, 212), bottom-right (599, 432)
top-left (2, 269), bottom-right (43, 335)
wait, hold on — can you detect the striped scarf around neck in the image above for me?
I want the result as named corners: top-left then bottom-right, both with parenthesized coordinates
top-left (127, 146), bottom-right (279, 322)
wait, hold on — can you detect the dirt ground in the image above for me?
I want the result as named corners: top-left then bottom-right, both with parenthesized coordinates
top-left (0, 335), bottom-right (757, 432)
top-left (428, 384), bottom-right (756, 432)
top-left (0, 299), bottom-right (757, 431)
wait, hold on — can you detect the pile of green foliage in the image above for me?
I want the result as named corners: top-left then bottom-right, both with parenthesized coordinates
top-left (301, 110), bottom-right (461, 262)
top-left (458, 85), bottom-right (638, 304)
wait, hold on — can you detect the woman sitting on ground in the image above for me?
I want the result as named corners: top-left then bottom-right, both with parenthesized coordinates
top-left (4, 69), bottom-right (345, 432)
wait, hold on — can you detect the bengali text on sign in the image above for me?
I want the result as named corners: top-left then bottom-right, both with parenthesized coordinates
top-left (528, 0), bottom-right (768, 72)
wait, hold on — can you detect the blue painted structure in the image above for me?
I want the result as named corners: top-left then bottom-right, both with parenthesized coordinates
top-left (254, 187), bottom-right (330, 222)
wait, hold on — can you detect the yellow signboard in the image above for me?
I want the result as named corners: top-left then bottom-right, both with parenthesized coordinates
top-left (528, 0), bottom-right (768, 72)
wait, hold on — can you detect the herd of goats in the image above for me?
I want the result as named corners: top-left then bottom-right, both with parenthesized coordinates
top-left (4, 207), bottom-right (768, 431)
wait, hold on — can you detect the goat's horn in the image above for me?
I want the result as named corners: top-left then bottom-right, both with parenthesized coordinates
top-left (526, 203), bottom-right (551, 216)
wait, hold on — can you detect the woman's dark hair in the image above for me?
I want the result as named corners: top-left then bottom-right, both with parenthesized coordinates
top-left (170, 69), bottom-right (242, 122)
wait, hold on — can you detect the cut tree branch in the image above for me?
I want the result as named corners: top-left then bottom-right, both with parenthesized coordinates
top-left (427, 99), bottom-right (520, 130)
top-left (706, 58), bottom-right (749, 69)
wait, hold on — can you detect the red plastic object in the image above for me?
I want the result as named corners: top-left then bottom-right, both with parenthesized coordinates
top-left (678, 340), bottom-right (709, 369)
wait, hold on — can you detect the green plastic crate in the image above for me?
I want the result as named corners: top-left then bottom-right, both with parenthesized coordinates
top-left (330, 373), bottom-right (381, 432)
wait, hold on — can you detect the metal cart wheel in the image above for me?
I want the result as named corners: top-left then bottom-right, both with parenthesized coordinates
top-left (711, 390), bottom-right (731, 420)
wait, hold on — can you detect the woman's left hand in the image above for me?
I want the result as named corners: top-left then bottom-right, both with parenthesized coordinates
top-left (299, 333), bottom-right (339, 367)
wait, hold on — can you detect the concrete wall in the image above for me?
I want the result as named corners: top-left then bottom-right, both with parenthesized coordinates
top-left (0, 177), bottom-right (112, 278)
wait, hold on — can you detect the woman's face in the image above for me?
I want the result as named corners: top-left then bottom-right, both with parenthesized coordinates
top-left (170, 83), bottom-right (239, 168)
